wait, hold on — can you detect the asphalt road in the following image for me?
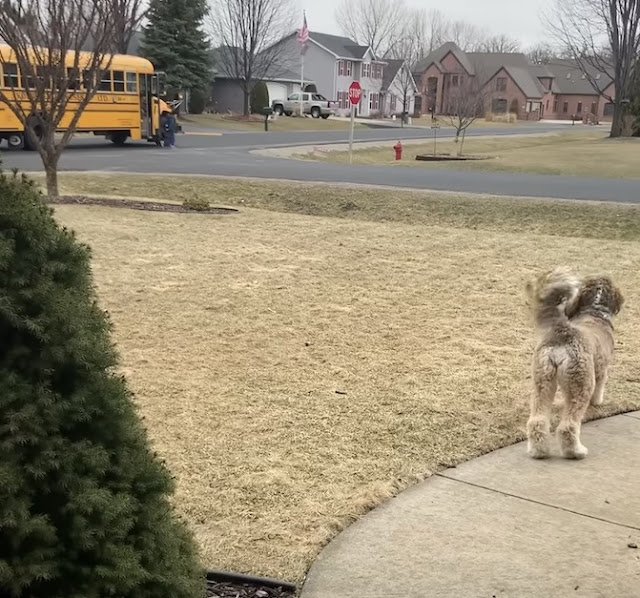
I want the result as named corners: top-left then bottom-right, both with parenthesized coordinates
top-left (1, 122), bottom-right (637, 203)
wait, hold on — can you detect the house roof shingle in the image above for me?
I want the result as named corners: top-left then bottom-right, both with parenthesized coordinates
top-left (382, 58), bottom-right (404, 89)
top-left (414, 44), bottom-right (553, 100)
top-left (544, 60), bottom-right (613, 94)
top-left (413, 42), bottom-right (476, 76)
top-left (212, 45), bottom-right (310, 83)
top-left (309, 32), bottom-right (370, 59)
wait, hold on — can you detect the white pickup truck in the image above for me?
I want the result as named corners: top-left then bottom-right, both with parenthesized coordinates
top-left (271, 92), bottom-right (337, 119)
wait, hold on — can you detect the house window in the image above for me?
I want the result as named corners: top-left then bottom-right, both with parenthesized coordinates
top-left (2, 62), bottom-right (19, 88)
top-left (451, 75), bottom-right (459, 87)
top-left (337, 90), bottom-right (350, 110)
top-left (496, 77), bottom-right (507, 92)
top-left (369, 92), bottom-right (379, 111)
top-left (375, 64), bottom-right (383, 79)
top-left (390, 95), bottom-right (397, 112)
top-left (590, 101), bottom-right (597, 114)
top-left (362, 62), bottom-right (370, 78)
top-left (553, 98), bottom-right (558, 112)
top-left (338, 61), bottom-right (344, 76)
top-left (491, 98), bottom-right (507, 113)
top-left (546, 99), bottom-right (549, 110)
top-left (563, 101), bottom-right (568, 113)
top-left (345, 61), bottom-right (352, 76)
top-left (576, 101), bottom-right (582, 113)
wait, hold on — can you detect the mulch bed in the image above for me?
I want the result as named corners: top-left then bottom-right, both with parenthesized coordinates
top-left (49, 195), bottom-right (238, 215)
top-left (206, 580), bottom-right (294, 598)
top-left (415, 154), bottom-right (490, 162)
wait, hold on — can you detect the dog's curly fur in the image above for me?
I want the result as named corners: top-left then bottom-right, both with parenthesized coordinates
top-left (525, 268), bottom-right (624, 459)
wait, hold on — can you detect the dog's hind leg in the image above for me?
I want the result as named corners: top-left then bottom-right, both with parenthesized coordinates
top-left (527, 360), bottom-right (557, 459)
top-left (591, 371), bottom-right (607, 406)
top-left (557, 364), bottom-right (595, 459)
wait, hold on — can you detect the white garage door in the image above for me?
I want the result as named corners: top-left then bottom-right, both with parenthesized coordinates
top-left (266, 82), bottom-right (288, 104)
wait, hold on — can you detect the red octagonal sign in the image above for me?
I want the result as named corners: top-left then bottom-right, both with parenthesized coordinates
top-left (348, 81), bottom-right (362, 105)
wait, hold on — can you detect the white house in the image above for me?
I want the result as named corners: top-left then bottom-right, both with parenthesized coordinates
top-left (381, 59), bottom-right (417, 117)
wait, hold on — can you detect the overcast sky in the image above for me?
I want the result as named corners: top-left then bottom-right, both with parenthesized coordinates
top-left (302, 0), bottom-right (556, 49)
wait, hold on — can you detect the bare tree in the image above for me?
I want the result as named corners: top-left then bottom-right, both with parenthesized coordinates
top-left (445, 75), bottom-right (489, 155)
top-left (527, 42), bottom-right (561, 64)
top-left (425, 9), bottom-right (450, 55)
top-left (209, 0), bottom-right (294, 116)
top-left (112, 0), bottom-right (146, 54)
top-left (448, 20), bottom-right (487, 51)
top-left (335, 0), bottom-right (406, 56)
top-left (478, 33), bottom-right (521, 53)
top-left (0, 0), bottom-right (119, 197)
top-left (549, 0), bottom-right (640, 137)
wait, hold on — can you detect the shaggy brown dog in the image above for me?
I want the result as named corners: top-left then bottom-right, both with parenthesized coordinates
top-left (525, 268), bottom-right (624, 459)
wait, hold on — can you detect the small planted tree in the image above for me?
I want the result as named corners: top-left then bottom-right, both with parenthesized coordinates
top-left (0, 165), bottom-right (203, 598)
top-left (250, 81), bottom-right (270, 114)
top-left (209, 0), bottom-right (294, 116)
top-left (0, 0), bottom-right (121, 198)
top-left (446, 76), bottom-right (487, 156)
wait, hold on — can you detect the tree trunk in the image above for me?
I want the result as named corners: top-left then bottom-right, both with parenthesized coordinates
top-left (458, 128), bottom-right (466, 156)
top-left (610, 102), bottom-right (624, 137)
top-left (35, 128), bottom-right (61, 199)
top-left (42, 139), bottom-right (60, 199)
top-left (44, 161), bottom-right (59, 199)
top-left (243, 90), bottom-right (250, 117)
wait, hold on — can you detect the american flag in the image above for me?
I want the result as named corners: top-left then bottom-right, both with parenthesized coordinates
top-left (297, 12), bottom-right (309, 54)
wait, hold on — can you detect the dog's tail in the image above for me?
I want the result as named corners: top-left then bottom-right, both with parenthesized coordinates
top-left (525, 268), bottom-right (580, 328)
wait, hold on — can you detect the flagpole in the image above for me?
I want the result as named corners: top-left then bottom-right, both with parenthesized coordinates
top-left (298, 9), bottom-right (308, 117)
top-left (300, 51), bottom-right (304, 117)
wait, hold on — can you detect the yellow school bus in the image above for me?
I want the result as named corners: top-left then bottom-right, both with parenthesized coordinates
top-left (0, 45), bottom-right (171, 150)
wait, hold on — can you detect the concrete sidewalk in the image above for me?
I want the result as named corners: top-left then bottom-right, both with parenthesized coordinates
top-left (301, 412), bottom-right (640, 598)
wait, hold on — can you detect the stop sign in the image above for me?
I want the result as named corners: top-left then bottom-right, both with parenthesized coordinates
top-left (348, 81), bottom-right (362, 105)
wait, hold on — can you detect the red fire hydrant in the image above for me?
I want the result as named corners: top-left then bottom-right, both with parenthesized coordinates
top-left (393, 140), bottom-right (403, 161)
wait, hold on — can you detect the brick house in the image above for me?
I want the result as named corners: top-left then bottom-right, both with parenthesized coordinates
top-left (541, 60), bottom-right (614, 123)
top-left (412, 42), bottom-right (615, 122)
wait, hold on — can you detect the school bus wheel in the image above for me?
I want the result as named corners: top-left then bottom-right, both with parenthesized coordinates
top-left (6, 133), bottom-right (25, 151)
top-left (24, 118), bottom-right (44, 151)
top-left (109, 131), bottom-right (129, 146)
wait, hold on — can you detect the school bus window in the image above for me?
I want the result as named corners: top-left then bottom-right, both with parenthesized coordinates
top-left (36, 66), bottom-right (52, 89)
top-left (113, 70), bottom-right (125, 92)
top-left (125, 71), bottom-right (137, 93)
top-left (66, 67), bottom-right (79, 90)
top-left (98, 70), bottom-right (112, 91)
top-left (23, 68), bottom-right (36, 89)
top-left (2, 62), bottom-right (19, 88)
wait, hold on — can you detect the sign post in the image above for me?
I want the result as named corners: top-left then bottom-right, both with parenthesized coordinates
top-left (431, 121), bottom-right (440, 157)
top-left (348, 81), bottom-right (362, 165)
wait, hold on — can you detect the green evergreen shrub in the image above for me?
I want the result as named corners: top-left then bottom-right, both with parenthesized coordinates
top-left (189, 88), bottom-right (208, 114)
top-left (0, 167), bottom-right (203, 598)
top-left (250, 81), bottom-right (270, 114)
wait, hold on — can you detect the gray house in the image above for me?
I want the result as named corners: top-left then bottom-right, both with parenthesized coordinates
top-left (269, 31), bottom-right (387, 117)
top-left (209, 46), bottom-right (315, 113)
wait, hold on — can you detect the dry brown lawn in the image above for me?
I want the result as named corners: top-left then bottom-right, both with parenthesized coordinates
top-left (48, 174), bottom-right (640, 584)
top-left (302, 130), bottom-right (640, 179)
